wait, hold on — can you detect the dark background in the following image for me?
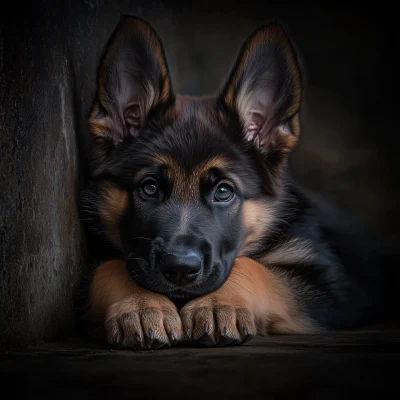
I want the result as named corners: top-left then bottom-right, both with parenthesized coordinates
top-left (1, 1), bottom-right (399, 349)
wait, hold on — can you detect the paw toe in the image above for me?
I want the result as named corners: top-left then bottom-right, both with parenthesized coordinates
top-left (215, 306), bottom-right (241, 344)
top-left (163, 308), bottom-right (183, 345)
top-left (105, 318), bottom-right (122, 347)
top-left (141, 308), bottom-right (170, 349)
top-left (193, 307), bottom-right (215, 341)
top-left (180, 301), bottom-right (257, 347)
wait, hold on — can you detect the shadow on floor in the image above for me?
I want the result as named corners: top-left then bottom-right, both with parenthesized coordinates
top-left (1, 321), bottom-right (399, 399)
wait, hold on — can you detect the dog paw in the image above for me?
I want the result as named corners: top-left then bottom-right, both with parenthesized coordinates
top-left (180, 297), bottom-right (257, 347)
top-left (105, 295), bottom-right (183, 350)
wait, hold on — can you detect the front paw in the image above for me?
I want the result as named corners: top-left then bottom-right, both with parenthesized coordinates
top-left (180, 296), bottom-right (257, 347)
top-left (105, 295), bottom-right (183, 350)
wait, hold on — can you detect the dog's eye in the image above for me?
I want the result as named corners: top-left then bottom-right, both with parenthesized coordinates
top-left (214, 183), bottom-right (234, 202)
top-left (141, 180), bottom-right (159, 198)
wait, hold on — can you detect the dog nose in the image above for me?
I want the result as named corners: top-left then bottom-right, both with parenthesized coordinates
top-left (160, 250), bottom-right (202, 285)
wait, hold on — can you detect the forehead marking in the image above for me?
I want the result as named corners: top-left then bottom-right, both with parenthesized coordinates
top-left (151, 154), bottom-right (230, 202)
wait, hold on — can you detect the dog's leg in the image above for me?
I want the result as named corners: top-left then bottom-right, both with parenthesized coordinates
top-left (180, 257), bottom-right (320, 346)
top-left (89, 259), bottom-right (183, 349)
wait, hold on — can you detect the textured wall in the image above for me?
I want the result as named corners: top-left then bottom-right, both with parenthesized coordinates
top-left (0, 2), bottom-right (85, 348)
top-left (1, 1), bottom-right (398, 348)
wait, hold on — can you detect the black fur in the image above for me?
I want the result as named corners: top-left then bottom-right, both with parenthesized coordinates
top-left (249, 182), bottom-right (388, 329)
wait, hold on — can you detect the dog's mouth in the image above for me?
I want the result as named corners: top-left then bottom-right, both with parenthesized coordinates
top-left (125, 254), bottom-right (223, 301)
top-left (151, 279), bottom-right (219, 303)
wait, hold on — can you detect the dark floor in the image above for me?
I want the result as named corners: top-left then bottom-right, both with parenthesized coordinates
top-left (1, 321), bottom-right (400, 399)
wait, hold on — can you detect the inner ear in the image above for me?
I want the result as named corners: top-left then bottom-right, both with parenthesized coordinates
top-left (218, 21), bottom-right (302, 155)
top-left (124, 103), bottom-right (141, 136)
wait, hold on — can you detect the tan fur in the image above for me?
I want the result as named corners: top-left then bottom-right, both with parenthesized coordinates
top-left (98, 183), bottom-right (128, 248)
top-left (181, 257), bottom-right (319, 342)
top-left (240, 199), bottom-right (275, 255)
top-left (277, 124), bottom-right (300, 153)
top-left (288, 113), bottom-right (301, 142)
top-left (146, 27), bottom-right (171, 105)
top-left (88, 103), bottom-right (108, 139)
top-left (89, 259), bottom-right (182, 349)
top-left (261, 238), bottom-right (316, 266)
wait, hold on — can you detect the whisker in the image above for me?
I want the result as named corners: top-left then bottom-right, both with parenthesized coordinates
top-left (131, 236), bottom-right (153, 241)
top-left (126, 256), bottom-right (146, 264)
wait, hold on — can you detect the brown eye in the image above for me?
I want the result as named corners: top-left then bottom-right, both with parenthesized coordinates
top-left (214, 183), bottom-right (234, 202)
top-left (141, 180), bottom-right (158, 198)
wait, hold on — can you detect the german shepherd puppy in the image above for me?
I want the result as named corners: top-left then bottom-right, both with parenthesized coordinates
top-left (82, 15), bottom-right (387, 349)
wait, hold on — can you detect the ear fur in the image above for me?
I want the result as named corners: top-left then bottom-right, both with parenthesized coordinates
top-left (218, 21), bottom-right (302, 157)
top-left (88, 15), bottom-right (174, 168)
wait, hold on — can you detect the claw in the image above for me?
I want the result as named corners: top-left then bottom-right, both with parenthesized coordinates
top-left (218, 326), bottom-right (235, 346)
top-left (144, 329), bottom-right (169, 350)
top-left (241, 327), bottom-right (254, 344)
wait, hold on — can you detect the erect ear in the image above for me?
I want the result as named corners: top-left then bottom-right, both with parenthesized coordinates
top-left (88, 15), bottom-right (174, 163)
top-left (218, 21), bottom-right (302, 157)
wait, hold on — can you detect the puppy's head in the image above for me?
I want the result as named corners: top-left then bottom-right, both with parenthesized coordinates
top-left (83, 16), bottom-right (302, 301)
